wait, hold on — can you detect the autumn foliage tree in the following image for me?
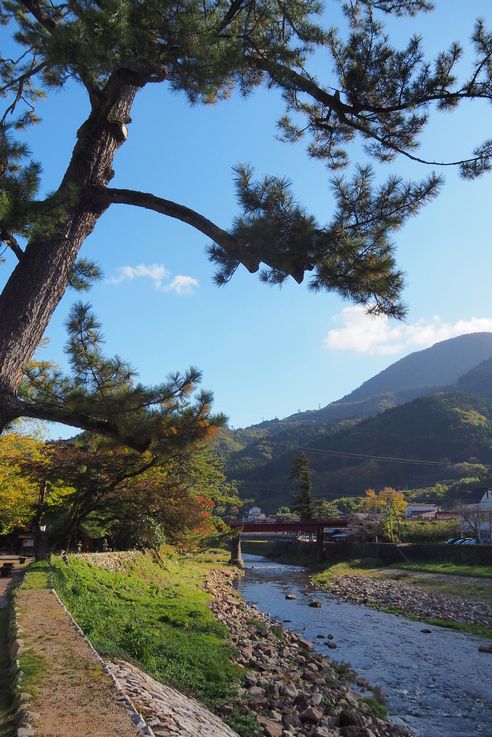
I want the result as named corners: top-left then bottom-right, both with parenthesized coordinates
top-left (21, 437), bottom-right (239, 550)
top-left (365, 486), bottom-right (407, 541)
top-left (0, 1), bottom-right (491, 434)
top-left (0, 431), bottom-right (43, 533)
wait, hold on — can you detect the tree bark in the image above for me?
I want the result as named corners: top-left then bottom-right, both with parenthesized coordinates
top-left (0, 70), bottom-right (142, 430)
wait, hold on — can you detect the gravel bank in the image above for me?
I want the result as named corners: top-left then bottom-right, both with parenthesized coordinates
top-left (206, 568), bottom-right (414, 737)
top-left (324, 574), bottom-right (492, 627)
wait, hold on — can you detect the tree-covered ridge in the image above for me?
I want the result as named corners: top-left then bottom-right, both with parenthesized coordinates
top-left (226, 392), bottom-right (492, 510)
top-left (0, 1), bottom-right (492, 434)
top-left (456, 356), bottom-right (492, 400)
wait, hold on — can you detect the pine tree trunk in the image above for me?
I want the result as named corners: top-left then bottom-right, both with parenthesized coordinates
top-left (0, 72), bottom-right (141, 430)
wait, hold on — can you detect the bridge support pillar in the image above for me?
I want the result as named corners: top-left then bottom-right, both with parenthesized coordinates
top-left (229, 535), bottom-right (244, 568)
top-left (316, 527), bottom-right (324, 562)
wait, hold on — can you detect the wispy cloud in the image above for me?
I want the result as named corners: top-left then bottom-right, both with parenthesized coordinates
top-left (166, 275), bottom-right (199, 295)
top-left (324, 306), bottom-right (492, 355)
top-left (108, 263), bottom-right (198, 295)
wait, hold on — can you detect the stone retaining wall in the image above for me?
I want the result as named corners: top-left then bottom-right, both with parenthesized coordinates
top-left (271, 540), bottom-right (492, 565)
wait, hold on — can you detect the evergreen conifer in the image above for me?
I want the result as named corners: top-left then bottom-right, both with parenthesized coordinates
top-left (0, 1), bottom-right (491, 433)
top-left (290, 451), bottom-right (315, 520)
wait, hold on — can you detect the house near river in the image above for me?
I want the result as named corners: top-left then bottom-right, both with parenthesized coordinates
top-left (460, 489), bottom-right (492, 543)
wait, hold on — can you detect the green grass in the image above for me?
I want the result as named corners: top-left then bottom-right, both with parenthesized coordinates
top-left (17, 649), bottom-right (47, 697)
top-left (50, 549), bottom-right (249, 731)
top-left (312, 558), bottom-right (384, 588)
top-left (393, 561), bottom-right (492, 579)
top-left (19, 562), bottom-right (50, 590)
top-left (361, 696), bottom-right (388, 720)
top-left (0, 608), bottom-right (15, 737)
top-left (385, 572), bottom-right (492, 602)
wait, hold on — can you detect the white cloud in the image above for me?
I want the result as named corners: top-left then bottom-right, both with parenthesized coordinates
top-left (324, 306), bottom-right (492, 355)
top-left (108, 263), bottom-right (198, 295)
top-left (166, 275), bottom-right (199, 295)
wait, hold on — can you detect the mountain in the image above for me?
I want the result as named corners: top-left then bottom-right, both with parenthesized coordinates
top-left (263, 332), bottom-right (492, 428)
top-left (455, 355), bottom-right (492, 398)
top-left (221, 333), bottom-right (492, 510)
top-left (229, 392), bottom-right (492, 511)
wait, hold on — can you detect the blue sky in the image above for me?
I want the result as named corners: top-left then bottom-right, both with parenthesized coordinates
top-left (2, 1), bottom-right (492, 431)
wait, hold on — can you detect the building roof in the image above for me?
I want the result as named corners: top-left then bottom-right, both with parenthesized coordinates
top-left (463, 488), bottom-right (492, 505)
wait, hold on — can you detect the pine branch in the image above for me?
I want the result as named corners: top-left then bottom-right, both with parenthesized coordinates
top-left (0, 230), bottom-right (24, 261)
top-left (251, 56), bottom-right (491, 169)
top-left (98, 186), bottom-right (261, 274)
top-left (18, 0), bottom-right (57, 32)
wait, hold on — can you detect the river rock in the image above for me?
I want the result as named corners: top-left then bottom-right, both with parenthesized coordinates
top-left (248, 686), bottom-right (266, 698)
top-left (257, 716), bottom-right (283, 737)
top-left (298, 638), bottom-right (313, 650)
top-left (313, 728), bottom-right (336, 737)
top-left (286, 594), bottom-right (297, 600)
top-left (300, 706), bottom-right (324, 723)
top-left (283, 684), bottom-right (299, 699)
top-left (478, 644), bottom-right (492, 653)
top-left (282, 709), bottom-right (301, 728)
top-left (309, 600), bottom-right (322, 608)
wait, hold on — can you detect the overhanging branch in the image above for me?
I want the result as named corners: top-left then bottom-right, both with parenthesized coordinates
top-left (98, 186), bottom-right (261, 274)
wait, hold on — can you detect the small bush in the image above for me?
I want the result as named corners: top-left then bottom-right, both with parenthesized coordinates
top-left (362, 696), bottom-right (388, 719)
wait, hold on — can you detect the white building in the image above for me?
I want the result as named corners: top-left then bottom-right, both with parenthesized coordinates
top-left (246, 506), bottom-right (265, 522)
top-left (460, 490), bottom-right (492, 542)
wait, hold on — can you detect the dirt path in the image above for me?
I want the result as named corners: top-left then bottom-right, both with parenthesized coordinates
top-left (0, 564), bottom-right (21, 737)
top-left (16, 588), bottom-right (139, 737)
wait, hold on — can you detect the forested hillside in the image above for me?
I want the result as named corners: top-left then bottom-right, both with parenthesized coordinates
top-left (227, 393), bottom-right (492, 511)
top-left (219, 333), bottom-right (492, 511)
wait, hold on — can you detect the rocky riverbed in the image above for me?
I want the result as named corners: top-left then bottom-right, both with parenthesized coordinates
top-left (205, 568), bottom-right (414, 737)
top-left (324, 573), bottom-right (492, 627)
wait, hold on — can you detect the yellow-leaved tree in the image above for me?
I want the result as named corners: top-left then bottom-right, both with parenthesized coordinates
top-left (0, 432), bottom-right (45, 533)
top-left (365, 487), bottom-right (407, 542)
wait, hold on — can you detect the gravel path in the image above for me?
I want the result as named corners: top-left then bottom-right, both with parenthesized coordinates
top-left (16, 588), bottom-right (140, 737)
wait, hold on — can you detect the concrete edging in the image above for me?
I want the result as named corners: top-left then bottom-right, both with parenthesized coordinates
top-left (49, 588), bottom-right (156, 737)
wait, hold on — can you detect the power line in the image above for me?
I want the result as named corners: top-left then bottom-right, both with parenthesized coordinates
top-left (295, 445), bottom-right (448, 466)
top-left (248, 440), bottom-right (454, 467)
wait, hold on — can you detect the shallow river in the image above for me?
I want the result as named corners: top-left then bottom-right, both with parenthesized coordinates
top-left (237, 555), bottom-right (492, 737)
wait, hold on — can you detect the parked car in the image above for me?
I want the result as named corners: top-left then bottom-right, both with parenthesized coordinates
top-left (455, 538), bottom-right (477, 545)
top-left (444, 537), bottom-right (462, 544)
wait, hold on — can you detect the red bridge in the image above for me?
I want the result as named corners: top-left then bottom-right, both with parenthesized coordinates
top-left (230, 518), bottom-right (350, 533)
top-left (228, 517), bottom-right (351, 566)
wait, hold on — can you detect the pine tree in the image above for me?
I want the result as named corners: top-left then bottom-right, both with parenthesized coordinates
top-left (290, 452), bottom-right (315, 520)
top-left (20, 301), bottom-right (223, 448)
top-left (0, 1), bottom-right (491, 433)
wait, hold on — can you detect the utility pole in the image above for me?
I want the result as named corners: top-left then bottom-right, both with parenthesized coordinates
top-left (33, 480), bottom-right (48, 561)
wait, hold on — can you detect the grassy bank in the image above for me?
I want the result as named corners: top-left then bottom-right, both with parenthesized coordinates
top-left (50, 549), bottom-right (240, 710)
top-left (312, 558), bottom-right (384, 588)
top-left (0, 607), bottom-right (15, 737)
top-left (393, 561), bottom-right (492, 579)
